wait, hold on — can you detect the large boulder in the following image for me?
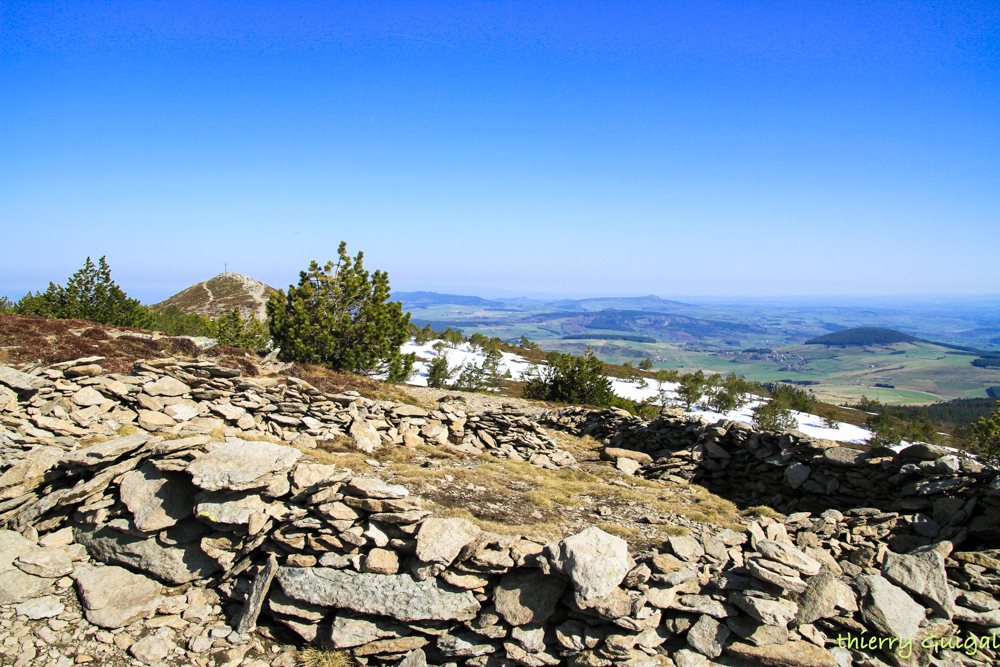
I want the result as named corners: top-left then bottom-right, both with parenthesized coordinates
top-left (276, 567), bottom-right (480, 622)
top-left (547, 527), bottom-right (630, 601)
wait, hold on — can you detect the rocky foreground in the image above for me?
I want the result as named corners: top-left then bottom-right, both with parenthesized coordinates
top-left (0, 357), bottom-right (997, 667)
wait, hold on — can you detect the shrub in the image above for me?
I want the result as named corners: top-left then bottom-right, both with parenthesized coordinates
top-left (638, 358), bottom-right (653, 371)
top-left (207, 307), bottom-right (270, 352)
top-left (16, 256), bottom-right (153, 328)
top-left (266, 242), bottom-right (414, 381)
top-left (865, 411), bottom-right (902, 448)
top-left (676, 371), bottom-right (707, 410)
top-left (149, 305), bottom-right (212, 337)
top-left (522, 347), bottom-right (614, 406)
top-left (752, 400), bottom-right (797, 431)
top-left (426, 353), bottom-right (454, 388)
top-left (969, 401), bottom-right (999, 469)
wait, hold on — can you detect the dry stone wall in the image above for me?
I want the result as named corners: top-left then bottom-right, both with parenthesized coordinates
top-left (0, 360), bottom-right (997, 667)
top-left (540, 407), bottom-right (1000, 550)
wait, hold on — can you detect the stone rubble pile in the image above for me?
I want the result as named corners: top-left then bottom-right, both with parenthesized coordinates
top-left (539, 408), bottom-right (1000, 549)
top-left (0, 361), bottom-right (997, 667)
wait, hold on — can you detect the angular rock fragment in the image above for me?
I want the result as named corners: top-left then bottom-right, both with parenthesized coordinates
top-left (277, 567), bottom-right (480, 622)
top-left (547, 527), bottom-right (629, 601)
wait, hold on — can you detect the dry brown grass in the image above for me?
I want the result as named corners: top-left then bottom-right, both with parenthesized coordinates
top-left (297, 648), bottom-right (351, 667)
top-left (596, 522), bottom-right (640, 539)
top-left (742, 505), bottom-right (784, 521)
top-left (435, 507), bottom-right (565, 543)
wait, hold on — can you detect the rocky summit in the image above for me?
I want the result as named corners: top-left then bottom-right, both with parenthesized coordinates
top-left (0, 355), bottom-right (997, 667)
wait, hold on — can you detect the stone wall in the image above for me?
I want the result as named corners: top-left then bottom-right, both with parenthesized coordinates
top-left (540, 407), bottom-right (1000, 550)
top-left (0, 360), bottom-right (998, 667)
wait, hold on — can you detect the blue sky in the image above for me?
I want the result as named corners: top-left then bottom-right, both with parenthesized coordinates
top-left (2, 1), bottom-right (998, 302)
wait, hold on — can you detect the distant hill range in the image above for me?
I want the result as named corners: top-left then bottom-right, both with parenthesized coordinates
top-left (394, 291), bottom-right (692, 312)
top-left (393, 292), bottom-right (503, 308)
top-left (153, 272), bottom-right (278, 320)
top-left (805, 327), bottom-right (984, 353)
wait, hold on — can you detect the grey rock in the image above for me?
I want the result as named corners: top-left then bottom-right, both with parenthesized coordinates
top-left (726, 616), bottom-right (789, 646)
top-left (755, 540), bottom-right (821, 576)
top-left (857, 574), bottom-right (926, 641)
top-left (726, 640), bottom-right (837, 667)
top-left (15, 546), bottom-right (74, 578)
top-left (60, 433), bottom-right (153, 468)
top-left (277, 567), bottom-right (481, 622)
top-left (74, 523), bottom-right (220, 584)
top-left (138, 409), bottom-right (177, 430)
top-left (822, 447), bottom-right (868, 466)
top-left (128, 636), bottom-right (175, 664)
top-left (0, 366), bottom-right (44, 392)
top-left (547, 527), bottom-right (630, 601)
top-left (881, 548), bottom-right (954, 619)
top-left (143, 376), bottom-right (190, 397)
top-left (493, 569), bottom-right (567, 626)
top-left (670, 594), bottom-right (735, 619)
top-left (728, 592), bottom-right (798, 627)
top-left (72, 564), bottom-right (161, 629)
top-left (15, 595), bottom-right (64, 619)
top-left (784, 463), bottom-right (810, 489)
top-left (0, 446), bottom-right (63, 500)
top-left (351, 418), bottom-right (382, 453)
top-left (330, 615), bottom-right (408, 648)
top-left (71, 386), bottom-right (105, 406)
top-left (0, 530), bottom-right (53, 604)
top-left (346, 477), bottom-right (409, 499)
top-left (793, 574), bottom-right (858, 626)
top-left (394, 649), bottom-right (428, 667)
top-left (193, 489), bottom-right (272, 528)
top-left (234, 553), bottom-right (278, 634)
top-left (674, 649), bottom-right (711, 667)
top-left (687, 614), bottom-right (730, 658)
top-left (415, 517), bottom-right (482, 566)
top-left (185, 439), bottom-right (301, 491)
top-left (119, 462), bottom-right (196, 531)
top-left (668, 536), bottom-right (705, 562)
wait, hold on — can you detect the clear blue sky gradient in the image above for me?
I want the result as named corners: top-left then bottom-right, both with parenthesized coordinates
top-left (2, 1), bottom-right (998, 302)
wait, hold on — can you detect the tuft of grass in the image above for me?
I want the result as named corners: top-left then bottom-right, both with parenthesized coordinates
top-left (436, 507), bottom-right (564, 543)
top-left (298, 648), bottom-right (351, 667)
top-left (657, 525), bottom-right (691, 537)
top-left (118, 424), bottom-right (141, 437)
top-left (742, 505), bottom-right (784, 520)
top-left (596, 522), bottom-right (640, 539)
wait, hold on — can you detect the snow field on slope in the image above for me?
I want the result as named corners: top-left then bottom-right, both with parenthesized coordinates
top-left (401, 339), bottom-right (886, 447)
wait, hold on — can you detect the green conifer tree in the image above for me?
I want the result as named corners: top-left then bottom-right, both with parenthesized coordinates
top-left (266, 242), bottom-right (414, 381)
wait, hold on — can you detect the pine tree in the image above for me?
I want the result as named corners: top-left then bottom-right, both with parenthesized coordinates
top-left (266, 242), bottom-right (414, 381)
top-left (209, 307), bottom-right (270, 351)
top-left (970, 401), bottom-right (1000, 469)
top-left (426, 354), bottom-right (454, 388)
top-left (16, 256), bottom-right (152, 328)
top-left (522, 347), bottom-right (614, 406)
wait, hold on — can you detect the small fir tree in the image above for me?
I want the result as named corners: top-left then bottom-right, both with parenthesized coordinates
top-left (266, 242), bottom-right (414, 381)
